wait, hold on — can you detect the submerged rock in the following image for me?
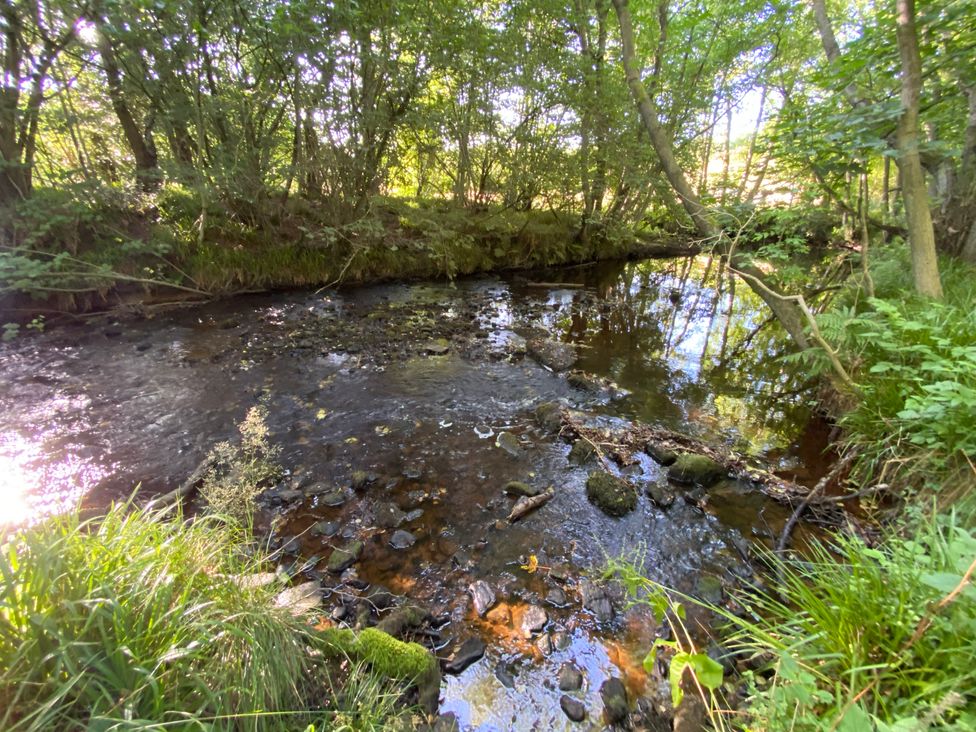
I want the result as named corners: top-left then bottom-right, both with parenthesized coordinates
top-left (668, 453), bottom-right (727, 487)
top-left (645, 441), bottom-right (678, 466)
top-left (375, 502), bottom-right (406, 529)
top-left (586, 471), bottom-right (637, 517)
top-left (558, 662), bottom-right (584, 691)
top-left (389, 529), bottom-right (416, 550)
top-left (495, 431), bottom-right (523, 457)
top-left (579, 579), bottom-right (614, 623)
top-left (468, 580), bottom-right (497, 617)
top-left (534, 400), bottom-right (564, 432)
top-left (444, 637), bottom-right (485, 674)
top-left (646, 481), bottom-right (675, 508)
top-left (560, 695), bottom-right (587, 722)
top-left (527, 339), bottom-right (577, 372)
top-left (327, 540), bottom-right (364, 573)
top-left (311, 520), bottom-right (340, 537)
top-left (568, 439), bottom-right (596, 465)
top-left (320, 488), bottom-right (349, 507)
top-left (503, 480), bottom-right (543, 497)
top-left (600, 677), bottom-right (629, 724)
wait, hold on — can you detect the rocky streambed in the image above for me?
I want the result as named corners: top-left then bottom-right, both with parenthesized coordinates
top-left (0, 256), bottom-right (830, 729)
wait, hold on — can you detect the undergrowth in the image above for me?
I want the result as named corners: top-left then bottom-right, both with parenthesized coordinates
top-left (0, 503), bottom-right (402, 731)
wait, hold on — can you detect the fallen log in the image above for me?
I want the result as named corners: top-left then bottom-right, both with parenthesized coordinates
top-left (508, 486), bottom-right (555, 522)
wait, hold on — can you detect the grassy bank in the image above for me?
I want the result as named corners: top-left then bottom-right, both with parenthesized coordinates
top-left (0, 186), bottom-right (680, 318)
top-left (0, 503), bottom-right (430, 731)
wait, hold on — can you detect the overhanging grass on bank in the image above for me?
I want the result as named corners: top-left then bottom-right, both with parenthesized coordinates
top-left (0, 185), bottom-right (662, 314)
top-left (0, 504), bottom-right (403, 731)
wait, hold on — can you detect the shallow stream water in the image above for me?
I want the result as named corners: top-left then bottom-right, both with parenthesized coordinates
top-left (0, 256), bottom-right (828, 730)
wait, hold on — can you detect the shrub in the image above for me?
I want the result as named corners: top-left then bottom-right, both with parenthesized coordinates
top-left (200, 405), bottom-right (282, 523)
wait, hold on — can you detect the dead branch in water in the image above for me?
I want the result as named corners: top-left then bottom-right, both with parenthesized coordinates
top-left (508, 486), bottom-right (555, 522)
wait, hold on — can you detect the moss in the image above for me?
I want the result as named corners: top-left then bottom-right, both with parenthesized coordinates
top-left (668, 453), bottom-right (727, 487)
top-left (375, 605), bottom-right (429, 637)
top-left (585, 471), bottom-right (637, 517)
top-left (353, 627), bottom-right (436, 681)
top-left (568, 440), bottom-right (597, 465)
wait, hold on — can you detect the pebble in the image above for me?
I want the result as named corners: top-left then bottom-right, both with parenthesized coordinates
top-left (389, 529), bottom-right (416, 549)
top-left (560, 695), bottom-right (587, 722)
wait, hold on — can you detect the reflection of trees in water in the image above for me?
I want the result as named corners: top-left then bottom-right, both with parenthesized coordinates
top-left (567, 256), bottom-right (816, 453)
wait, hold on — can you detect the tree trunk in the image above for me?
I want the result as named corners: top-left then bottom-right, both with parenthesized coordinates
top-left (895, 0), bottom-right (943, 298)
top-left (612, 0), bottom-right (812, 351)
top-left (96, 28), bottom-right (159, 192)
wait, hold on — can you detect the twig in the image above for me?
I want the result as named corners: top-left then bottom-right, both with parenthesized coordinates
top-left (776, 451), bottom-right (856, 553)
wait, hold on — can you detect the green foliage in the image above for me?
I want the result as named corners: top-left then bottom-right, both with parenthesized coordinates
top-left (0, 503), bottom-right (401, 731)
top-left (602, 558), bottom-right (726, 715)
top-left (826, 248), bottom-right (976, 494)
top-left (722, 515), bottom-right (976, 730)
top-left (200, 405), bottom-right (282, 523)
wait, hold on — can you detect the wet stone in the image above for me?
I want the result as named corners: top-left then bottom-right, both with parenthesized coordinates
top-left (273, 580), bottom-right (321, 614)
top-left (495, 431), bottom-right (523, 457)
top-left (351, 470), bottom-right (377, 490)
top-left (468, 580), bottom-right (497, 617)
top-left (567, 439), bottom-right (596, 465)
top-left (586, 470), bottom-right (638, 517)
top-left (695, 574), bottom-right (725, 605)
top-left (276, 489), bottom-right (303, 504)
top-left (600, 677), bottom-right (629, 724)
top-left (560, 695), bottom-right (587, 723)
top-left (668, 452), bottom-right (727, 487)
top-left (646, 481), bottom-right (675, 508)
top-left (520, 605), bottom-right (548, 637)
top-left (552, 631), bottom-right (571, 652)
top-left (579, 579), bottom-right (614, 623)
top-left (558, 662), bottom-right (584, 691)
top-left (534, 400), bottom-right (564, 432)
top-left (304, 482), bottom-right (332, 496)
top-left (327, 540), bottom-right (364, 573)
top-left (495, 662), bottom-right (516, 689)
top-left (404, 508), bottom-right (424, 522)
top-left (503, 480), bottom-right (542, 497)
top-left (527, 339), bottom-right (577, 372)
top-left (375, 502), bottom-right (406, 529)
top-left (279, 537), bottom-right (301, 555)
top-left (445, 637), bottom-right (485, 675)
top-left (645, 441), bottom-right (678, 466)
top-left (389, 529), bottom-right (416, 550)
top-left (535, 633), bottom-right (553, 656)
top-left (311, 520), bottom-right (340, 537)
top-left (546, 587), bottom-right (569, 607)
top-left (320, 488), bottom-right (349, 507)
top-left (424, 340), bottom-right (450, 355)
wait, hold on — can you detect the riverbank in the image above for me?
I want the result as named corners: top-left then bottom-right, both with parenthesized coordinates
top-left (1, 192), bottom-right (695, 321)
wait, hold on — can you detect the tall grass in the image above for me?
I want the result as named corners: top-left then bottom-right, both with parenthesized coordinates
top-left (722, 513), bottom-right (976, 730)
top-left (0, 503), bottom-right (400, 731)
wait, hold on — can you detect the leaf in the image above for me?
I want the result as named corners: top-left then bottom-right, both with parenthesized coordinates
top-left (836, 704), bottom-right (872, 732)
top-left (520, 554), bottom-right (539, 573)
top-left (920, 571), bottom-right (961, 594)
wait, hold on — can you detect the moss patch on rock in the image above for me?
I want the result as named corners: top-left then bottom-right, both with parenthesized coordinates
top-left (668, 453), bottom-right (727, 487)
top-left (585, 471), bottom-right (637, 517)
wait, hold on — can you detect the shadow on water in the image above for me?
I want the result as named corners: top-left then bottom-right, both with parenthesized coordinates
top-left (0, 255), bottom-right (832, 729)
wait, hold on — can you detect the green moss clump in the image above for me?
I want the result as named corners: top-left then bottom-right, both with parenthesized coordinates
top-left (668, 453), bottom-right (726, 487)
top-left (353, 627), bottom-right (436, 681)
top-left (585, 471), bottom-right (637, 517)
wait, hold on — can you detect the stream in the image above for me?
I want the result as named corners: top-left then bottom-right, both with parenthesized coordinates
top-left (0, 255), bottom-right (830, 730)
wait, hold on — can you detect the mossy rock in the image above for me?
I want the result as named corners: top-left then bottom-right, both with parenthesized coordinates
top-left (503, 481), bottom-right (542, 497)
top-left (353, 627), bottom-right (436, 681)
top-left (667, 453), bottom-right (727, 487)
top-left (644, 441), bottom-right (678, 467)
top-left (585, 471), bottom-right (637, 517)
top-left (568, 439), bottom-right (597, 465)
top-left (327, 540), bottom-right (364, 573)
top-left (534, 401), bottom-right (563, 432)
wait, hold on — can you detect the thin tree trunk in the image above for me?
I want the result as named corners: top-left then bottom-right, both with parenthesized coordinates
top-left (895, 0), bottom-right (943, 298)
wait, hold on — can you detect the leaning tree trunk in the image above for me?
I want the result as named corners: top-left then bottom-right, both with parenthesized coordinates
top-left (894, 0), bottom-right (943, 298)
top-left (612, 0), bottom-right (812, 352)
